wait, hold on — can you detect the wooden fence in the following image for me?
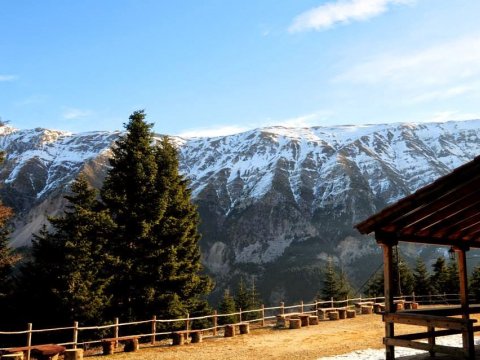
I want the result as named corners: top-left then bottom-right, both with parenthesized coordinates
top-left (0, 293), bottom-right (462, 358)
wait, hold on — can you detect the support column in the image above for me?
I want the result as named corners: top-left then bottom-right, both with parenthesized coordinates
top-left (382, 242), bottom-right (395, 360)
top-left (456, 247), bottom-right (474, 359)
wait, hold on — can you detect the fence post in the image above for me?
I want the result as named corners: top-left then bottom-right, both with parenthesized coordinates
top-left (330, 297), bottom-right (334, 308)
top-left (114, 317), bottom-right (119, 348)
top-left (186, 313), bottom-right (190, 337)
top-left (73, 321), bottom-right (78, 349)
top-left (239, 308), bottom-right (242, 323)
top-left (213, 310), bottom-right (218, 336)
top-left (261, 304), bottom-right (265, 327)
top-left (151, 316), bottom-right (156, 345)
top-left (280, 302), bottom-right (285, 315)
top-left (301, 300), bottom-right (304, 313)
top-left (346, 296), bottom-right (349, 308)
top-left (26, 323), bottom-right (32, 360)
top-left (412, 292), bottom-right (415, 304)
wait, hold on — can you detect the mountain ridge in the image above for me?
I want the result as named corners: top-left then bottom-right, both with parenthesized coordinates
top-left (1, 119), bottom-right (480, 302)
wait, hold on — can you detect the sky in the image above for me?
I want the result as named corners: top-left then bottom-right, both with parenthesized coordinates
top-left (2, 0), bottom-right (480, 137)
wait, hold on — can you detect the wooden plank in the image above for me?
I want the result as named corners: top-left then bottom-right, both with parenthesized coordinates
top-left (402, 304), bottom-right (480, 317)
top-left (382, 243), bottom-right (395, 360)
top-left (384, 337), bottom-right (468, 357)
top-left (392, 329), bottom-right (461, 341)
top-left (457, 248), bottom-right (475, 359)
top-left (383, 313), bottom-right (475, 330)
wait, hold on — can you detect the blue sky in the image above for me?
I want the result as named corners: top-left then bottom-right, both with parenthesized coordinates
top-left (2, 0), bottom-right (480, 136)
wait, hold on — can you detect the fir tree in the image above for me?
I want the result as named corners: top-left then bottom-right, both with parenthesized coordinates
top-left (412, 257), bottom-right (433, 296)
top-left (19, 175), bottom-right (114, 325)
top-left (234, 277), bottom-right (261, 320)
top-left (431, 257), bottom-right (449, 294)
top-left (445, 259), bottom-right (459, 295)
top-left (218, 289), bottom-right (237, 325)
top-left (101, 111), bottom-right (212, 320)
top-left (396, 256), bottom-right (414, 296)
top-left (469, 266), bottom-right (480, 302)
top-left (321, 257), bottom-right (340, 300)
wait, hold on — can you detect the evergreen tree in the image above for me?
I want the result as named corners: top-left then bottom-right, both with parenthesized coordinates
top-left (412, 257), bottom-right (433, 296)
top-left (365, 269), bottom-right (384, 297)
top-left (469, 266), bottom-right (480, 302)
top-left (321, 257), bottom-right (339, 300)
top-left (337, 268), bottom-right (353, 300)
top-left (431, 257), bottom-right (449, 294)
top-left (19, 175), bottom-right (114, 325)
top-left (234, 277), bottom-right (261, 320)
top-left (445, 259), bottom-right (459, 295)
top-left (218, 289), bottom-right (237, 325)
top-left (101, 110), bottom-right (212, 320)
top-left (396, 256), bottom-right (415, 296)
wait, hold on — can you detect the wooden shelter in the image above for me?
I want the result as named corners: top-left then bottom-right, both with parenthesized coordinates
top-left (356, 155), bottom-right (480, 359)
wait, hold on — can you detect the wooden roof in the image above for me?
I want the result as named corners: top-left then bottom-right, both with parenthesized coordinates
top-left (355, 155), bottom-right (480, 249)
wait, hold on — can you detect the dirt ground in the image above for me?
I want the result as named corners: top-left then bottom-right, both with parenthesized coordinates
top-left (88, 312), bottom-right (480, 360)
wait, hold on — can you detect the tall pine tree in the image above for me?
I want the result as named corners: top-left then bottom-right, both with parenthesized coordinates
top-left (431, 257), bottom-right (449, 295)
top-left (19, 175), bottom-right (114, 325)
top-left (412, 257), bottom-right (433, 296)
top-left (101, 111), bottom-right (212, 320)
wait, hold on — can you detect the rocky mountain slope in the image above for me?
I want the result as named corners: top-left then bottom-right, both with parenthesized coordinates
top-left (1, 120), bottom-right (479, 303)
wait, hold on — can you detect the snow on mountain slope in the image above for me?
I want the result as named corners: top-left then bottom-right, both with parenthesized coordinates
top-left (1, 119), bottom-right (480, 302)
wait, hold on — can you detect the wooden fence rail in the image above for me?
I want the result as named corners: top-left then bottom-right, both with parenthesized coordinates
top-left (0, 293), bottom-right (464, 359)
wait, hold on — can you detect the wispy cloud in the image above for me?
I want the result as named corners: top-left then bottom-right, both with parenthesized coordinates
top-left (177, 125), bottom-right (250, 138)
top-left (15, 95), bottom-right (48, 106)
top-left (176, 111), bottom-right (334, 138)
top-left (289, 0), bottom-right (415, 33)
top-left (426, 110), bottom-right (480, 123)
top-left (408, 85), bottom-right (475, 104)
top-left (62, 108), bottom-right (93, 120)
top-left (0, 74), bottom-right (18, 82)
top-left (335, 35), bottom-right (480, 87)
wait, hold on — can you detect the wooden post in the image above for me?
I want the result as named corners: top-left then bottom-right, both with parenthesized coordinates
top-left (239, 308), bottom-right (242, 323)
top-left (186, 313), bottom-right (190, 338)
top-left (456, 247), bottom-right (474, 359)
top-left (280, 302), bottom-right (284, 315)
top-left (301, 300), bottom-right (304, 313)
top-left (213, 310), bottom-right (218, 336)
top-left (382, 242), bottom-right (395, 360)
top-left (114, 317), bottom-right (119, 348)
top-left (73, 321), bottom-right (78, 349)
top-left (330, 297), bottom-right (334, 308)
top-left (261, 304), bottom-right (265, 327)
top-left (427, 325), bottom-right (435, 357)
top-left (151, 315), bottom-right (156, 345)
top-left (26, 323), bottom-right (32, 360)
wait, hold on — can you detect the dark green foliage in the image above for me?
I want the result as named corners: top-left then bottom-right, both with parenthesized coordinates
top-left (431, 257), bottom-right (449, 295)
top-left (320, 258), bottom-right (353, 300)
top-left (234, 277), bottom-right (261, 321)
top-left (396, 256), bottom-right (414, 296)
top-left (445, 259), bottom-right (459, 295)
top-left (469, 266), bottom-right (480, 302)
top-left (19, 176), bottom-right (114, 326)
top-left (412, 257), bottom-right (433, 296)
top-left (101, 110), bottom-right (212, 321)
top-left (218, 289), bottom-right (237, 325)
top-left (364, 249), bottom-right (414, 297)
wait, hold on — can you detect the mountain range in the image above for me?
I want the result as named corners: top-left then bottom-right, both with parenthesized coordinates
top-left (1, 120), bottom-right (480, 303)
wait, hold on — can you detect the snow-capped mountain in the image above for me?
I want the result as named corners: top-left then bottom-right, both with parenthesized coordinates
top-left (1, 120), bottom-right (480, 303)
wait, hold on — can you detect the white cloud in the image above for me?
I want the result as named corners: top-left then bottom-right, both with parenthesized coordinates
top-left (335, 35), bottom-right (480, 87)
top-left (177, 125), bottom-right (250, 138)
top-left (289, 0), bottom-right (414, 33)
top-left (0, 74), bottom-right (17, 82)
top-left (409, 85), bottom-right (474, 104)
top-left (62, 108), bottom-right (93, 120)
top-left (425, 110), bottom-right (480, 123)
top-left (176, 111), bottom-right (334, 138)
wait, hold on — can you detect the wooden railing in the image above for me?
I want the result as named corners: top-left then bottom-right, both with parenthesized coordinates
top-left (0, 293), bottom-right (466, 358)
